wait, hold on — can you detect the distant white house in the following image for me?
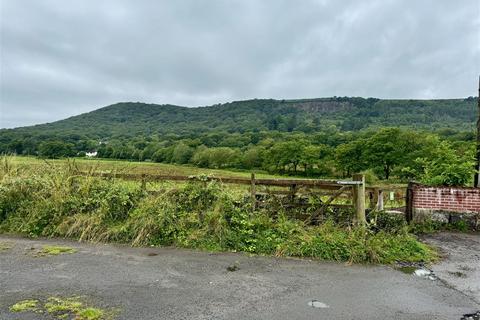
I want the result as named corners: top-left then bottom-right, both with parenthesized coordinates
top-left (85, 151), bottom-right (98, 157)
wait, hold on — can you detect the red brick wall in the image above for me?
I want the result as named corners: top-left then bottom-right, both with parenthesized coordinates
top-left (412, 185), bottom-right (480, 213)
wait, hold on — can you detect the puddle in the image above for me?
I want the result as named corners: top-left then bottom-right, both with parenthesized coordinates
top-left (397, 266), bottom-right (417, 274)
top-left (414, 269), bottom-right (430, 277)
top-left (308, 300), bottom-right (329, 309)
top-left (396, 261), bottom-right (425, 272)
top-left (413, 268), bottom-right (437, 280)
top-left (395, 262), bottom-right (437, 281)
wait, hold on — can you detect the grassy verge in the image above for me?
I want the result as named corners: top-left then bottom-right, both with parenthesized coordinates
top-left (0, 157), bottom-right (435, 264)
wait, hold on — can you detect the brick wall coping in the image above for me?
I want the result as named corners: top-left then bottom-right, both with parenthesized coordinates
top-left (409, 182), bottom-right (480, 191)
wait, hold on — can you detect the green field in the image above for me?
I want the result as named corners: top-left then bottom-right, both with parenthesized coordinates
top-left (9, 156), bottom-right (407, 208)
top-left (10, 156), bottom-right (283, 179)
top-left (10, 156), bottom-right (406, 186)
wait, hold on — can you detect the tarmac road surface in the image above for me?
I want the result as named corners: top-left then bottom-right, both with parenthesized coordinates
top-left (422, 232), bottom-right (480, 304)
top-left (0, 235), bottom-right (478, 320)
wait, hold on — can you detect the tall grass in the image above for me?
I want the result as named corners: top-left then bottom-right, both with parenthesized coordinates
top-left (0, 156), bottom-right (435, 264)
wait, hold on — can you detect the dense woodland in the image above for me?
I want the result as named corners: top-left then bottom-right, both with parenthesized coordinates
top-left (0, 97), bottom-right (477, 185)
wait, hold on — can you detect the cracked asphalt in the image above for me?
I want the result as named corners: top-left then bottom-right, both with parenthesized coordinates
top-left (0, 235), bottom-right (479, 320)
top-left (423, 232), bottom-right (480, 304)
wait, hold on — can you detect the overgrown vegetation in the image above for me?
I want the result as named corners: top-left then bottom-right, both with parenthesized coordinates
top-left (32, 245), bottom-right (77, 257)
top-left (0, 98), bottom-right (476, 186)
top-left (0, 241), bottom-right (13, 251)
top-left (10, 299), bottom-right (39, 312)
top-left (10, 296), bottom-right (114, 319)
top-left (409, 219), bottom-right (471, 234)
top-left (0, 158), bottom-right (436, 264)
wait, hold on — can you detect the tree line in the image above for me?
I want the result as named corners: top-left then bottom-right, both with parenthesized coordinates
top-left (2, 127), bottom-right (474, 186)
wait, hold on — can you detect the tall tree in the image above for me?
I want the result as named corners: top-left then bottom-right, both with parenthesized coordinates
top-left (363, 128), bottom-right (406, 180)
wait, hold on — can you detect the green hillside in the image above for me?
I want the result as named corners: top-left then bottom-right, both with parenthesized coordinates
top-left (1, 97), bottom-right (476, 140)
top-left (0, 97), bottom-right (476, 184)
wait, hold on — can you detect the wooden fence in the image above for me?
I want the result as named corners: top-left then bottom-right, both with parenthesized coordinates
top-left (82, 171), bottom-right (404, 225)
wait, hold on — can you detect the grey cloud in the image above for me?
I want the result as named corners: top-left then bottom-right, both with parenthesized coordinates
top-left (1, 0), bottom-right (479, 128)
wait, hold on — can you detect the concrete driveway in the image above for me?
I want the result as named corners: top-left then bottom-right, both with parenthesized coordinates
top-left (0, 235), bottom-right (478, 320)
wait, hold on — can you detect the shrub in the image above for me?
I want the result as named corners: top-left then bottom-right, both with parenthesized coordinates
top-left (419, 141), bottom-right (474, 186)
top-left (367, 210), bottom-right (407, 234)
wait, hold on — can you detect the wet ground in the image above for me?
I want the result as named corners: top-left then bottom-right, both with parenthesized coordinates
top-left (422, 232), bottom-right (480, 304)
top-left (0, 235), bottom-right (479, 320)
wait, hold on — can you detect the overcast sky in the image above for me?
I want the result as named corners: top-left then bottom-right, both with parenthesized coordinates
top-left (1, 0), bottom-right (479, 128)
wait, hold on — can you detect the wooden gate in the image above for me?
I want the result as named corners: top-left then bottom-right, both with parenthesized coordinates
top-left (85, 171), bottom-right (367, 225)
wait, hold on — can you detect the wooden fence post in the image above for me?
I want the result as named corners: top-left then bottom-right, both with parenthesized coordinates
top-left (140, 174), bottom-right (147, 191)
top-left (377, 189), bottom-right (384, 211)
top-left (369, 188), bottom-right (379, 210)
top-left (405, 182), bottom-right (414, 222)
top-left (352, 174), bottom-right (366, 226)
top-left (290, 184), bottom-right (297, 203)
top-left (368, 191), bottom-right (374, 209)
top-left (250, 173), bottom-right (256, 211)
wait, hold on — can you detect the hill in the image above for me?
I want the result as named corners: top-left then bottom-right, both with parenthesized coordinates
top-left (1, 97), bottom-right (476, 141)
